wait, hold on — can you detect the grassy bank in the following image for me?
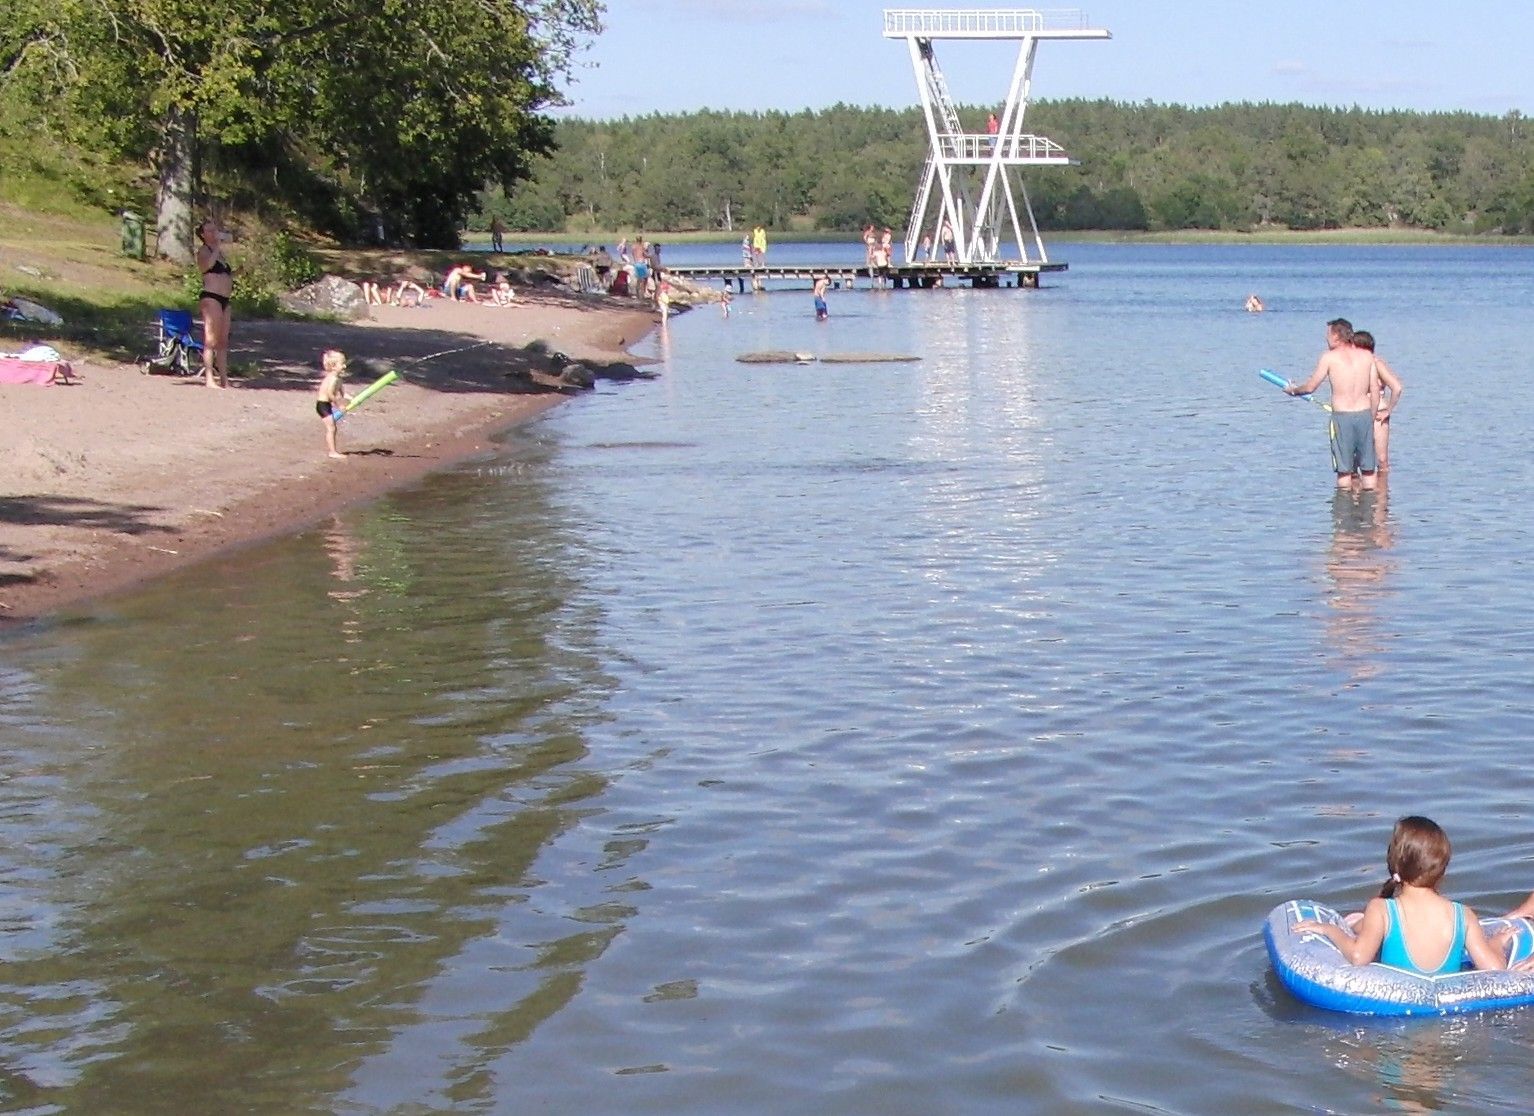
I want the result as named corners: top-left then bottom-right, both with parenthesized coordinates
top-left (0, 205), bottom-right (189, 358)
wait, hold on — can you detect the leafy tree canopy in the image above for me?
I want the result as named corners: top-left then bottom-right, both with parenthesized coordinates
top-left (0, 0), bottom-right (603, 250)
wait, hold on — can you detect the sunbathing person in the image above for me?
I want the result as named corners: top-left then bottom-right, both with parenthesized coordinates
top-left (393, 278), bottom-right (428, 307)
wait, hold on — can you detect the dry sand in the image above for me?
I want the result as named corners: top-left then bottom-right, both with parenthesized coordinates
top-left (0, 291), bottom-right (659, 625)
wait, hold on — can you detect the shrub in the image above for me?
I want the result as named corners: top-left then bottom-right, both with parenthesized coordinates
top-left (183, 225), bottom-right (322, 317)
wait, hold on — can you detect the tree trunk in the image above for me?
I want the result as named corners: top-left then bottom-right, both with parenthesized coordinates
top-left (155, 107), bottom-right (196, 265)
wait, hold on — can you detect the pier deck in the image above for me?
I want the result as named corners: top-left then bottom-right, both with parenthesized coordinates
top-left (662, 260), bottom-right (1067, 292)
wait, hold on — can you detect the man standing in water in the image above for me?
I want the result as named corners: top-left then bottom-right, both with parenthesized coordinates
top-left (1286, 318), bottom-right (1381, 490)
top-left (812, 273), bottom-right (830, 320)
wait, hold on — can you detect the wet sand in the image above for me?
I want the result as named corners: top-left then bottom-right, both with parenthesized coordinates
top-left (0, 291), bottom-right (658, 625)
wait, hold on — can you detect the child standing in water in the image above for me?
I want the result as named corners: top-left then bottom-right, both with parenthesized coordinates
top-left (316, 349), bottom-right (351, 460)
top-left (1296, 816), bottom-right (1505, 974)
top-left (1350, 330), bottom-right (1405, 473)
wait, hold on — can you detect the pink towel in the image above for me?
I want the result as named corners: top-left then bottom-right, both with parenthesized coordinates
top-left (0, 358), bottom-right (76, 385)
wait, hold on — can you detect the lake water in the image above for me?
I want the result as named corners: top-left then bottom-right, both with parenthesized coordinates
top-left (3, 243), bottom-right (1534, 1113)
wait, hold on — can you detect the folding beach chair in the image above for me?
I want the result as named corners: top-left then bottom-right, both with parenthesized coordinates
top-left (141, 309), bottom-right (204, 375)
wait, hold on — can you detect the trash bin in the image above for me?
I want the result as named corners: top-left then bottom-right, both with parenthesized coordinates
top-left (120, 211), bottom-right (145, 261)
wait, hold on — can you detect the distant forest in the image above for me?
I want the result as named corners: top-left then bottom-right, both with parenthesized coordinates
top-left (479, 100), bottom-right (1534, 236)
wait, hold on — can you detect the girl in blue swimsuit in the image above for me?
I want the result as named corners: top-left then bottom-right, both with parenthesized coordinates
top-left (1295, 816), bottom-right (1506, 975)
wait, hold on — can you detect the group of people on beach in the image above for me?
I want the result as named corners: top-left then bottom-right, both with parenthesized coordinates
top-left (1285, 317), bottom-right (1404, 489)
top-left (614, 236), bottom-right (674, 313)
top-left (1298, 816), bottom-right (1534, 977)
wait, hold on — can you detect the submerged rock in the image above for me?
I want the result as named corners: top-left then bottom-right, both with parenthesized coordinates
top-left (736, 350), bottom-right (816, 365)
top-left (818, 352), bottom-right (921, 364)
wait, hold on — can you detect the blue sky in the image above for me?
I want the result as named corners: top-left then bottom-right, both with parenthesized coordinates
top-left (559, 1), bottom-right (1533, 119)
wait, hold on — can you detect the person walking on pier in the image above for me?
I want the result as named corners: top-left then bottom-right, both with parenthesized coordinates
top-left (751, 224), bottom-right (768, 267)
top-left (940, 219), bottom-right (957, 262)
top-left (862, 224), bottom-right (877, 267)
top-left (880, 227), bottom-right (895, 266)
top-left (918, 234), bottom-right (932, 263)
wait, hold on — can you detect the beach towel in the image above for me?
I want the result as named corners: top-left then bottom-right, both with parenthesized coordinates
top-left (0, 348), bottom-right (78, 384)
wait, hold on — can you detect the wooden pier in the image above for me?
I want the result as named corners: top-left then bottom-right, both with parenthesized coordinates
top-left (663, 260), bottom-right (1068, 293)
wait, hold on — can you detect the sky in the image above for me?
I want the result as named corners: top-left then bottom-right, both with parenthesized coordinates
top-left (557, 1), bottom-right (1533, 120)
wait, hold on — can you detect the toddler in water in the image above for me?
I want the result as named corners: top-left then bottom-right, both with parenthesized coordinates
top-left (1295, 816), bottom-right (1505, 975)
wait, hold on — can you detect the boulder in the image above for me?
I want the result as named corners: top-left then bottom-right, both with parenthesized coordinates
top-left (560, 363), bottom-right (595, 389)
top-left (278, 275), bottom-right (369, 320)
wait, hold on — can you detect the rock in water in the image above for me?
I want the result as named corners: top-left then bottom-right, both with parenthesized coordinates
top-left (818, 352), bottom-right (921, 364)
top-left (736, 350), bottom-right (817, 364)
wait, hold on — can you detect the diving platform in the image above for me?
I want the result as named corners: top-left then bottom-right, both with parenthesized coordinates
top-left (664, 260), bottom-right (1067, 293)
top-left (884, 8), bottom-right (1110, 268)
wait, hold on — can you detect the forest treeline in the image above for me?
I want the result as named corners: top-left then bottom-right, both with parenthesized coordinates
top-left (482, 101), bottom-right (1534, 236)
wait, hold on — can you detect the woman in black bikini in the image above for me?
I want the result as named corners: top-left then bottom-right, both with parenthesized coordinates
top-left (196, 219), bottom-right (234, 388)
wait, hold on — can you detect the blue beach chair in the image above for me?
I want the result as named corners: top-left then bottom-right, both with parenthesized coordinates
top-left (142, 309), bottom-right (204, 375)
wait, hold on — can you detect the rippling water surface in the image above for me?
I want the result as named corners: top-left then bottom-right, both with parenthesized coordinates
top-left (3, 244), bottom-right (1534, 1113)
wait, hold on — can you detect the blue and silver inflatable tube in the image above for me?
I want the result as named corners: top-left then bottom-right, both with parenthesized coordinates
top-left (1264, 900), bottom-right (1534, 1016)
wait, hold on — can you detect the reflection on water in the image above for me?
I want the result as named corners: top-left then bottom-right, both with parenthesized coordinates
top-left (3, 245), bottom-right (1534, 1113)
top-left (0, 453), bottom-right (649, 1111)
top-left (1322, 1016), bottom-right (1484, 1116)
top-left (1324, 485), bottom-right (1396, 685)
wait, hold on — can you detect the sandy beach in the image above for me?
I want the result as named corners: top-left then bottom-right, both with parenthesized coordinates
top-left (0, 291), bottom-right (658, 625)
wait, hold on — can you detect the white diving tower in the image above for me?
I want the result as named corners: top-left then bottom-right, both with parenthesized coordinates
top-left (884, 9), bottom-right (1110, 268)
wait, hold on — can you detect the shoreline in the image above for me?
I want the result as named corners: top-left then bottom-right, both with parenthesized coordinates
top-left (471, 227), bottom-right (1534, 248)
top-left (0, 291), bottom-right (659, 628)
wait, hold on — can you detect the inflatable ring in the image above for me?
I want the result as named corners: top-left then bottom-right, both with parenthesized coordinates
top-left (1265, 900), bottom-right (1534, 1016)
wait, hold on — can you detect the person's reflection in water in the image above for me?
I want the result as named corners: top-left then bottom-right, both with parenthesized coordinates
top-left (1330, 1015), bottom-right (1480, 1115)
top-left (324, 516), bottom-right (367, 644)
top-left (1324, 484), bottom-right (1395, 685)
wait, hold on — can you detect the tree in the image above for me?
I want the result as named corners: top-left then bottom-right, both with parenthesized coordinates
top-left (0, 0), bottom-right (602, 256)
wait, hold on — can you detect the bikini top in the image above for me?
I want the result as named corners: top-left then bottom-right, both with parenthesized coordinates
top-left (203, 255), bottom-right (233, 277)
